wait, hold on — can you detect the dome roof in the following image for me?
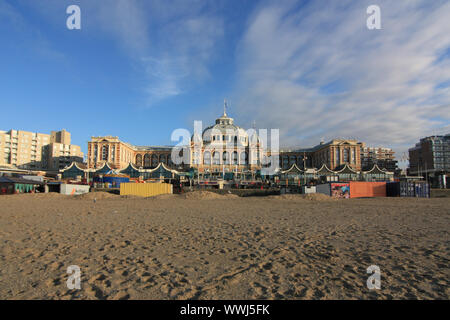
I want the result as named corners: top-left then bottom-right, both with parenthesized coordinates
top-left (202, 112), bottom-right (248, 140)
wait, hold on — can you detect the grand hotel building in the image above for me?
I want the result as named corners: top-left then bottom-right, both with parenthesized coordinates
top-left (87, 109), bottom-right (394, 174)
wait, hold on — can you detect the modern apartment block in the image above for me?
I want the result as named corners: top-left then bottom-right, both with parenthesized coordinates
top-left (360, 144), bottom-right (398, 172)
top-left (408, 134), bottom-right (449, 186)
top-left (0, 129), bottom-right (84, 171)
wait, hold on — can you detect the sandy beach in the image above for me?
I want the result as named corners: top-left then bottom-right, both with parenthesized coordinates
top-left (0, 192), bottom-right (448, 300)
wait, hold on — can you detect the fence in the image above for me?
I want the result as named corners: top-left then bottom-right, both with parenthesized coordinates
top-left (120, 182), bottom-right (173, 197)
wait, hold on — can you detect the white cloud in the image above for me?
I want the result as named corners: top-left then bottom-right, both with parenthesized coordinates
top-left (17, 0), bottom-right (224, 106)
top-left (93, 0), bottom-right (224, 106)
top-left (234, 0), bottom-right (450, 159)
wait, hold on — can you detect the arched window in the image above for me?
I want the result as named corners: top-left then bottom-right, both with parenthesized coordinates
top-left (240, 152), bottom-right (248, 165)
top-left (223, 152), bottom-right (230, 165)
top-left (213, 151), bottom-right (220, 165)
top-left (159, 154), bottom-right (166, 164)
top-left (101, 145), bottom-right (109, 161)
top-left (135, 154), bottom-right (143, 167)
top-left (151, 154), bottom-right (158, 167)
top-left (232, 151), bottom-right (238, 165)
top-left (144, 154), bottom-right (151, 167)
top-left (203, 151), bottom-right (211, 165)
top-left (289, 155), bottom-right (296, 166)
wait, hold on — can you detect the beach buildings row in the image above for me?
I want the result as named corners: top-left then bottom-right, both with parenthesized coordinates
top-left (86, 109), bottom-right (399, 176)
top-left (5, 107), bottom-right (448, 187)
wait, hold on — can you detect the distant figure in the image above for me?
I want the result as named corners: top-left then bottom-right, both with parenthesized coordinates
top-left (93, 198), bottom-right (96, 203)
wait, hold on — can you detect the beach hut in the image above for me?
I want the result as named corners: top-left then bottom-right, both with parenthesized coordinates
top-left (120, 162), bottom-right (141, 178)
top-left (335, 164), bottom-right (359, 181)
top-left (147, 163), bottom-right (180, 181)
top-left (280, 164), bottom-right (304, 185)
top-left (60, 162), bottom-right (88, 179)
top-left (94, 162), bottom-right (114, 175)
top-left (0, 176), bottom-right (43, 195)
top-left (361, 164), bottom-right (394, 182)
top-left (316, 164), bottom-right (339, 182)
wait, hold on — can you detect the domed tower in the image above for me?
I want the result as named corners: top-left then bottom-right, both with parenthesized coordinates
top-left (190, 101), bottom-right (262, 177)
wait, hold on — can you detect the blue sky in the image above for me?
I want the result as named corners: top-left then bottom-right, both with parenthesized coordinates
top-left (1, 0), bottom-right (449, 166)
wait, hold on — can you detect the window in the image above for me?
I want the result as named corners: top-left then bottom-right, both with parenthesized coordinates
top-left (289, 155), bottom-right (296, 166)
top-left (136, 154), bottom-right (142, 166)
top-left (232, 151), bottom-right (238, 165)
top-left (144, 154), bottom-right (151, 167)
top-left (151, 154), bottom-right (158, 167)
top-left (240, 152), bottom-right (248, 165)
top-left (223, 152), bottom-right (230, 165)
top-left (203, 151), bottom-right (211, 165)
top-left (212, 152), bottom-right (220, 165)
top-left (101, 145), bottom-right (108, 160)
top-left (343, 149), bottom-right (349, 162)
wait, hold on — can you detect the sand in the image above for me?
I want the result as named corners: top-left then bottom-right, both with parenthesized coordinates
top-left (0, 193), bottom-right (448, 300)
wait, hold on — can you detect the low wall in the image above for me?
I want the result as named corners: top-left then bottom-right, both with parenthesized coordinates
top-left (431, 189), bottom-right (450, 198)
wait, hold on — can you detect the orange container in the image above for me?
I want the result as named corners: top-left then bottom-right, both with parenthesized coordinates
top-left (349, 181), bottom-right (386, 198)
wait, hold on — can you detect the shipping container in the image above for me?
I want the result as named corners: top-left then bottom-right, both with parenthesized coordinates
top-left (60, 184), bottom-right (90, 195)
top-left (349, 181), bottom-right (386, 198)
top-left (414, 182), bottom-right (430, 198)
top-left (120, 182), bottom-right (173, 197)
top-left (387, 181), bottom-right (430, 198)
top-left (386, 182), bottom-right (400, 197)
top-left (316, 183), bottom-right (350, 198)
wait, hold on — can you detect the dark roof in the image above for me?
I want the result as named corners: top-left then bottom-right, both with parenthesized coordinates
top-left (0, 176), bottom-right (44, 185)
top-left (282, 164), bottom-right (304, 174)
top-left (334, 163), bottom-right (359, 174)
top-left (316, 164), bottom-right (336, 174)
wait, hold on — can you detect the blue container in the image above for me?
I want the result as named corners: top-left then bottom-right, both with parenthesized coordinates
top-left (389, 181), bottom-right (430, 198)
top-left (414, 182), bottom-right (430, 198)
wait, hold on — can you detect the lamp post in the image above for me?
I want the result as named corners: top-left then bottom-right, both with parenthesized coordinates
top-left (303, 152), bottom-right (308, 185)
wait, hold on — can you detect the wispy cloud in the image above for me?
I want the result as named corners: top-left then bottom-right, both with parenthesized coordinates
top-left (17, 0), bottom-right (224, 106)
top-left (234, 0), bottom-right (450, 155)
top-left (92, 0), bottom-right (224, 106)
